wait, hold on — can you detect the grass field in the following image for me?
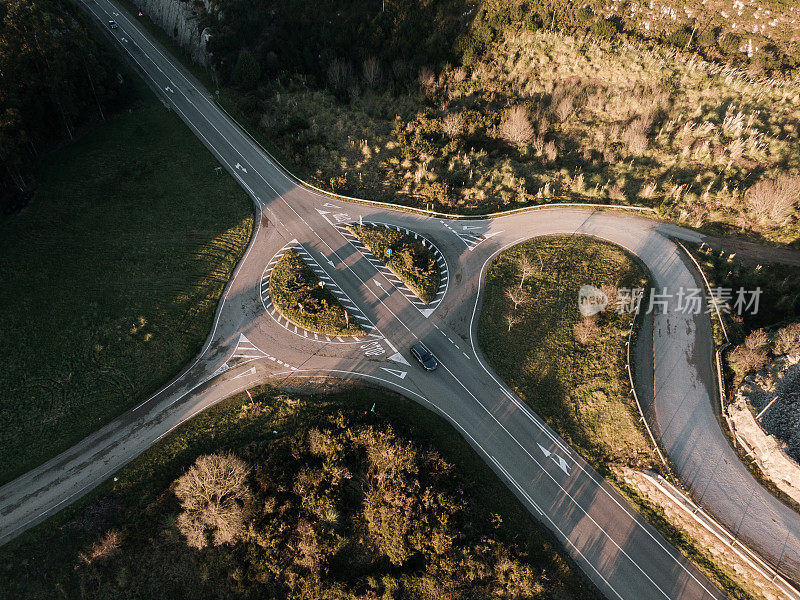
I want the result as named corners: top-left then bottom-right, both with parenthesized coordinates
top-left (0, 385), bottom-right (598, 600)
top-left (477, 235), bottom-right (763, 599)
top-left (0, 74), bottom-right (253, 486)
top-left (269, 249), bottom-right (364, 335)
top-left (348, 223), bottom-right (440, 303)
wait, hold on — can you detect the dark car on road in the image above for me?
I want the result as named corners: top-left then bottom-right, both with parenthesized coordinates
top-left (108, 20), bottom-right (118, 29)
top-left (410, 343), bottom-right (438, 371)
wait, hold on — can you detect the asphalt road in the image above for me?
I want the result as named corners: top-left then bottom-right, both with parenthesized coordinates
top-left (3, 2), bottom-right (800, 598)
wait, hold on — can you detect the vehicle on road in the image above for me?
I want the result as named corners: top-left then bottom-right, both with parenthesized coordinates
top-left (410, 343), bottom-right (438, 371)
top-left (108, 20), bottom-right (118, 29)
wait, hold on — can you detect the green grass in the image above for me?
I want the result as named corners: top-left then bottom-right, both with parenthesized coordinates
top-left (348, 223), bottom-right (440, 303)
top-left (0, 386), bottom-right (598, 600)
top-left (0, 72), bottom-right (254, 486)
top-left (478, 236), bottom-right (654, 472)
top-left (270, 248), bottom-right (364, 335)
top-left (477, 235), bottom-right (758, 600)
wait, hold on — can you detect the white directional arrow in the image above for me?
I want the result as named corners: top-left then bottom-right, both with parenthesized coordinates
top-left (235, 163), bottom-right (247, 174)
top-left (537, 443), bottom-right (552, 458)
top-left (326, 259), bottom-right (335, 267)
top-left (232, 366), bottom-right (257, 380)
top-left (375, 281), bottom-right (384, 289)
top-left (121, 37), bottom-right (128, 43)
top-left (462, 225), bottom-right (483, 231)
top-left (552, 455), bottom-right (571, 476)
top-left (380, 367), bottom-right (407, 379)
top-left (164, 86), bottom-right (174, 94)
top-left (323, 202), bottom-right (341, 208)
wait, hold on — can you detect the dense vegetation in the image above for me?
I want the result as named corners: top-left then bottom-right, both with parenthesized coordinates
top-left (0, 386), bottom-right (597, 599)
top-left (348, 224), bottom-right (439, 303)
top-left (270, 249), bottom-right (364, 335)
top-left (201, 0), bottom-right (800, 243)
top-left (0, 74), bottom-right (253, 485)
top-left (0, 0), bottom-right (126, 208)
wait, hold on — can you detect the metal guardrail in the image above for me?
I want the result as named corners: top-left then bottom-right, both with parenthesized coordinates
top-left (643, 470), bottom-right (800, 600)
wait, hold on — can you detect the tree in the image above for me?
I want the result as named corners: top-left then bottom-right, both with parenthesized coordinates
top-left (505, 286), bottom-right (529, 310)
top-left (499, 104), bottom-right (534, 147)
top-left (517, 253), bottom-right (541, 289)
top-left (362, 56), bottom-right (381, 89)
top-left (505, 313), bottom-right (520, 332)
top-left (174, 453), bottom-right (251, 549)
top-left (231, 49), bottom-right (260, 89)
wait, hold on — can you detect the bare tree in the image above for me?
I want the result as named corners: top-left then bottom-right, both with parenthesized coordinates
top-left (517, 252), bottom-right (542, 289)
top-left (744, 174), bottom-right (800, 225)
top-left (573, 317), bottom-right (599, 345)
top-left (174, 453), bottom-right (251, 549)
top-left (499, 104), bottom-right (534, 147)
top-left (327, 58), bottom-right (352, 91)
top-left (505, 312), bottom-right (520, 332)
top-left (505, 286), bottom-right (529, 310)
top-left (441, 112), bottom-right (464, 138)
top-left (363, 56), bottom-right (381, 89)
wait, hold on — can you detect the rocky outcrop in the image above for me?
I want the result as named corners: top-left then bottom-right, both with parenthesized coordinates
top-left (131, 0), bottom-right (215, 68)
top-left (731, 354), bottom-right (800, 505)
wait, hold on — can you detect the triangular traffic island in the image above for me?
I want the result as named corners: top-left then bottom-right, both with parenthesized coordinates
top-left (348, 223), bottom-right (440, 304)
top-left (269, 248), bottom-right (364, 336)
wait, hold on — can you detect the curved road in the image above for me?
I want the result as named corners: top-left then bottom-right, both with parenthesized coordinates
top-left (3, 2), bottom-right (800, 598)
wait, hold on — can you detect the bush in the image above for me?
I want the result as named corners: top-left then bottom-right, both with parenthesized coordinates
top-left (499, 104), bottom-right (534, 147)
top-left (744, 174), bottom-right (800, 226)
top-left (231, 49), bottom-right (260, 89)
top-left (270, 249), bottom-right (364, 335)
top-left (590, 19), bottom-right (619, 41)
top-left (573, 317), bottom-right (599, 345)
top-left (775, 323), bottom-right (800, 357)
top-left (349, 224), bottom-right (439, 303)
top-left (729, 330), bottom-right (770, 379)
top-left (174, 453), bottom-right (251, 549)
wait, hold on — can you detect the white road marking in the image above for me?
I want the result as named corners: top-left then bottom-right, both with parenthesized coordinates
top-left (538, 443), bottom-right (552, 458)
top-left (380, 367), bottom-right (407, 379)
top-left (232, 366), bottom-right (257, 380)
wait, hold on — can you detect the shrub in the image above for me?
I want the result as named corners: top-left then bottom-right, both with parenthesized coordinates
top-left (719, 32), bottom-right (742, 55)
top-left (270, 249), bottom-right (364, 335)
top-left (744, 174), bottom-right (800, 225)
top-left (499, 104), bottom-right (534, 147)
top-left (573, 317), bottom-right (599, 345)
top-left (775, 323), bottom-right (800, 357)
top-left (590, 19), bottom-right (619, 41)
top-left (666, 26), bottom-right (693, 50)
top-left (441, 112), bottom-right (464, 138)
top-left (362, 56), bottom-right (381, 89)
top-left (231, 49), bottom-right (260, 89)
top-left (174, 453), bottom-right (251, 549)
